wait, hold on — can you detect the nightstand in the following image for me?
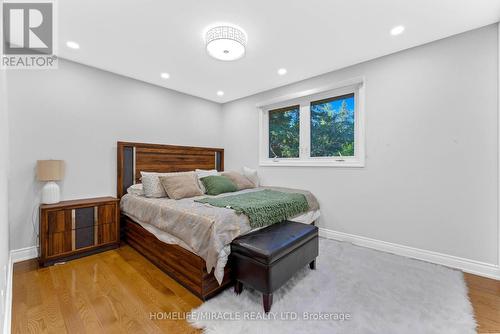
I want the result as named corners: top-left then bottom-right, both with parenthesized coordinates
top-left (39, 196), bottom-right (120, 266)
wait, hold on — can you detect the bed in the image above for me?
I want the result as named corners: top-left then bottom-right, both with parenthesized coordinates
top-left (117, 141), bottom-right (320, 300)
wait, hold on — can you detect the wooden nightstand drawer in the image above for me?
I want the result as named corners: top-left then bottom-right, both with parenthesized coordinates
top-left (45, 222), bottom-right (118, 258)
top-left (47, 227), bottom-right (72, 257)
top-left (97, 221), bottom-right (118, 244)
top-left (97, 204), bottom-right (117, 226)
top-left (47, 210), bottom-right (71, 234)
top-left (40, 197), bottom-right (120, 266)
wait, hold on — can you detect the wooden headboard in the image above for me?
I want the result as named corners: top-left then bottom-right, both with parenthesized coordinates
top-left (117, 141), bottom-right (224, 198)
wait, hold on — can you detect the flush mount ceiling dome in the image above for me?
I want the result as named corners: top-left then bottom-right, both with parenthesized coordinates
top-left (205, 25), bottom-right (247, 61)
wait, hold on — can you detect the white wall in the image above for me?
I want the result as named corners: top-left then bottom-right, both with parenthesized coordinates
top-left (222, 25), bottom-right (499, 265)
top-left (0, 80), bottom-right (9, 333)
top-left (6, 59), bottom-right (223, 250)
top-left (0, 39), bottom-right (10, 334)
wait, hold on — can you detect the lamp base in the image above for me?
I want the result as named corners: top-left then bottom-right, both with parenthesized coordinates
top-left (41, 181), bottom-right (60, 204)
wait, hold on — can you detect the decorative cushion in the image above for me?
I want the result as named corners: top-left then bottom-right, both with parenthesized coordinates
top-left (222, 171), bottom-right (255, 190)
top-left (158, 172), bottom-right (203, 200)
top-left (200, 175), bottom-right (238, 196)
top-left (127, 184), bottom-right (144, 196)
top-left (140, 172), bottom-right (168, 198)
top-left (195, 169), bottom-right (219, 193)
top-left (242, 166), bottom-right (260, 187)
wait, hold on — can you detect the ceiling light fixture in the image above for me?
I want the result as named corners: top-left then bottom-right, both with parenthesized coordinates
top-left (216, 90), bottom-right (224, 96)
top-left (277, 68), bottom-right (287, 75)
top-left (390, 25), bottom-right (405, 36)
top-left (160, 72), bottom-right (170, 79)
top-left (205, 24), bottom-right (247, 61)
top-left (66, 41), bottom-right (80, 49)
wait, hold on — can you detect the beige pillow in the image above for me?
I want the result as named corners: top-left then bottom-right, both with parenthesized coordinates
top-left (221, 171), bottom-right (255, 190)
top-left (158, 172), bottom-right (203, 200)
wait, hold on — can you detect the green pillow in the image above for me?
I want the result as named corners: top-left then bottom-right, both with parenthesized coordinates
top-left (200, 175), bottom-right (238, 196)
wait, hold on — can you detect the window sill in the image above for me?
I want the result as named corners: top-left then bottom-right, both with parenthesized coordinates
top-left (259, 160), bottom-right (365, 168)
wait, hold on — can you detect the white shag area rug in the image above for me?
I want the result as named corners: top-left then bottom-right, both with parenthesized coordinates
top-left (189, 238), bottom-right (476, 334)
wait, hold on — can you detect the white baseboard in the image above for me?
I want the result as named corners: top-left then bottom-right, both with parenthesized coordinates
top-left (10, 246), bottom-right (38, 264)
top-left (319, 228), bottom-right (500, 280)
top-left (3, 246), bottom-right (38, 334)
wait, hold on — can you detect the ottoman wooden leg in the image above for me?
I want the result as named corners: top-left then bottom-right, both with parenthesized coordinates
top-left (309, 259), bottom-right (316, 270)
top-left (263, 293), bottom-right (273, 313)
top-left (234, 280), bottom-right (243, 294)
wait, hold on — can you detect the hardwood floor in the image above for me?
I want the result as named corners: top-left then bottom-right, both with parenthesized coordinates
top-left (465, 273), bottom-right (500, 333)
top-left (11, 246), bottom-right (202, 334)
top-left (11, 246), bottom-right (500, 334)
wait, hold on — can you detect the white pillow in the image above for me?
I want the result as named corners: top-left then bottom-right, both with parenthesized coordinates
top-left (140, 171), bottom-right (168, 198)
top-left (195, 169), bottom-right (219, 193)
top-left (127, 184), bottom-right (144, 196)
top-left (242, 166), bottom-right (259, 187)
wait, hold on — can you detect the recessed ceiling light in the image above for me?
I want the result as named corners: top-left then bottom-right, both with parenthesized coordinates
top-left (160, 72), bottom-right (170, 79)
top-left (216, 91), bottom-right (224, 96)
top-left (205, 23), bottom-right (247, 61)
top-left (66, 41), bottom-right (80, 49)
top-left (277, 68), bottom-right (287, 75)
top-left (390, 25), bottom-right (405, 36)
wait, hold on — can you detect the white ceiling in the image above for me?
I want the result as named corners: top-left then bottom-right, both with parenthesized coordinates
top-left (58, 0), bottom-right (500, 103)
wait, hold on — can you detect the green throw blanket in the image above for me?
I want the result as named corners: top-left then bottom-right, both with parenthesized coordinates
top-left (195, 189), bottom-right (310, 229)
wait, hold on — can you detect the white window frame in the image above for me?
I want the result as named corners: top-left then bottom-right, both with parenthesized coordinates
top-left (258, 77), bottom-right (365, 167)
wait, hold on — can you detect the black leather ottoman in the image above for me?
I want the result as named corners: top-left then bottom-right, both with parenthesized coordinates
top-left (231, 220), bottom-right (319, 312)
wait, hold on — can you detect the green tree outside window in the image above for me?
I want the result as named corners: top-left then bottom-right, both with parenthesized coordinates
top-left (268, 106), bottom-right (300, 158)
top-left (311, 94), bottom-right (355, 157)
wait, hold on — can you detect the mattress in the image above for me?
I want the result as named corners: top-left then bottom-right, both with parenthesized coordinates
top-left (120, 187), bottom-right (321, 284)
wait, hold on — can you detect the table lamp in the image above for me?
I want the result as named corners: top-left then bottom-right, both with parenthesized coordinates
top-left (37, 160), bottom-right (64, 204)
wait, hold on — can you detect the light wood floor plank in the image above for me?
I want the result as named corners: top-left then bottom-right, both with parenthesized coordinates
top-left (464, 273), bottom-right (500, 333)
top-left (71, 256), bottom-right (162, 333)
top-left (37, 267), bottom-right (67, 333)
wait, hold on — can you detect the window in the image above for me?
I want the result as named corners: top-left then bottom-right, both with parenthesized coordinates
top-left (259, 81), bottom-right (365, 167)
top-left (268, 105), bottom-right (300, 158)
top-left (310, 94), bottom-right (355, 157)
